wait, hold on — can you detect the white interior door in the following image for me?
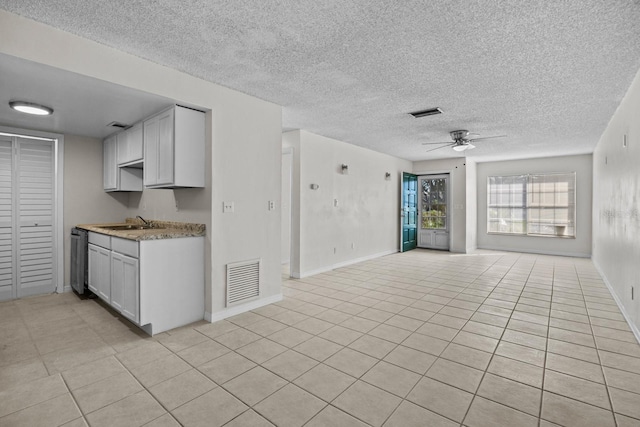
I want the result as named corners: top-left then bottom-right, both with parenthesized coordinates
top-left (0, 136), bottom-right (13, 300)
top-left (0, 135), bottom-right (56, 301)
top-left (418, 174), bottom-right (450, 250)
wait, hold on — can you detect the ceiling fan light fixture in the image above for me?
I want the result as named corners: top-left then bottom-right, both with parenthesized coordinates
top-left (9, 101), bottom-right (53, 116)
top-left (452, 143), bottom-right (475, 152)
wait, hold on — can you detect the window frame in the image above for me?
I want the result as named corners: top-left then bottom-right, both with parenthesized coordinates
top-left (487, 172), bottom-right (576, 238)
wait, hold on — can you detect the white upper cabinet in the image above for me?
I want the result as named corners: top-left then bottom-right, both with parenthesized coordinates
top-left (144, 105), bottom-right (205, 188)
top-left (104, 134), bottom-right (143, 192)
top-left (103, 135), bottom-right (117, 191)
top-left (117, 122), bottom-right (143, 166)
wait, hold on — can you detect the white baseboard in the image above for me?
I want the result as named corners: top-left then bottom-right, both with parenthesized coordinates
top-left (477, 245), bottom-right (591, 258)
top-left (293, 249), bottom-right (398, 279)
top-left (592, 260), bottom-right (640, 345)
top-left (205, 293), bottom-right (283, 323)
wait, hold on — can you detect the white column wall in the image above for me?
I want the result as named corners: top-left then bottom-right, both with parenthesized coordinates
top-left (592, 67), bottom-right (640, 338)
top-left (285, 130), bottom-right (412, 278)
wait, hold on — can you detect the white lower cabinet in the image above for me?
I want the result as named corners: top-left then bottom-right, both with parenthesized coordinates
top-left (87, 231), bottom-right (204, 335)
top-left (110, 252), bottom-right (139, 324)
top-left (88, 243), bottom-right (111, 302)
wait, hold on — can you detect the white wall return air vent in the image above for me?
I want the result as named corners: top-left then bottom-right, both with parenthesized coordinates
top-left (226, 259), bottom-right (261, 307)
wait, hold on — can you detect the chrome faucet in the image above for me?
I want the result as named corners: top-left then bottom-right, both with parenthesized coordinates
top-left (136, 215), bottom-right (150, 226)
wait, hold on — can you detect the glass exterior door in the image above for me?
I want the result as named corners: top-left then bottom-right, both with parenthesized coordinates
top-left (418, 174), bottom-right (450, 250)
top-left (401, 172), bottom-right (418, 252)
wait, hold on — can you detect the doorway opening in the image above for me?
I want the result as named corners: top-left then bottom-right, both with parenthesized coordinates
top-left (418, 174), bottom-right (450, 250)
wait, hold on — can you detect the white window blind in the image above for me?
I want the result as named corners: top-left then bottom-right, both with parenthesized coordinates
top-left (488, 172), bottom-right (576, 238)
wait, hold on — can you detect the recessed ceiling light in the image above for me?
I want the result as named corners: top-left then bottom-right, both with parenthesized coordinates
top-left (9, 101), bottom-right (54, 116)
top-left (409, 107), bottom-right (443, 118)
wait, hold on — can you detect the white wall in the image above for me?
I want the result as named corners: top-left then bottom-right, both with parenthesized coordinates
top-left (477, 154), bottom-right (592, 257)
top-left (284, 130), bottom-right (412, 277)
top-left (63, 134), bottom-right (129, 286)
top-left (282, 132), bottom-right (302, 275)
top-left (413, 158), bottom-right (468, 253)
top-left (592, 67), bottom-right (640, 336)
top-left (465, 159), bottom-right (478, 252)
top-left (1, 10), bottom-right (283, 318)
top-left (281, 148), bottom-right (293, 264)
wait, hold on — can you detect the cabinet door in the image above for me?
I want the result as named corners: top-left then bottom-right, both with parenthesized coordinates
top-left (110, 253), bottom-right (124, 313)
top-left (103, 135), bottom-right (117, 190)
top-left (128, 122), bottom-right (144, 163)
top-left (156, 109), bottom-right (175, 186)
top-left (88, 244), bottom-right (100, 294)
top-left (88, 244), bottom-right (111, 301)
top-left (97, 246), bottom-right (111, 302)
top-left (118, 123), bottom-right (144, 165)
top-left (116, 131), bottom-right (128, 165)
top-left (111, 252), bottom-right (139, 323)
top-left (144, 115), bottom-right (159, 186)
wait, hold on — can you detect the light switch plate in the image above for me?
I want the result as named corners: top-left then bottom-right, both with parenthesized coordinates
top-left (223, 201), bottom-right (234, 213)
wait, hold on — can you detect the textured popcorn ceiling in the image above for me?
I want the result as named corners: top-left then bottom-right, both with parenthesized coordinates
top-left (1, 1), bottom-right (640, 161)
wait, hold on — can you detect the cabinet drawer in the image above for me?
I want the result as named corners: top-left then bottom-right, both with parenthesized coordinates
top-left (88, 232), bottom-right (111, 249)
top-left (112, 237), bottom-right (139, 258)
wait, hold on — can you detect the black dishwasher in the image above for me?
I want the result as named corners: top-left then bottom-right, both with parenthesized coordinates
top-left (70, 227), bottom-right (88, 294)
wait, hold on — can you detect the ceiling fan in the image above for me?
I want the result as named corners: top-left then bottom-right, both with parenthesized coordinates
top-left (422, 130), bottom-right (506, 153)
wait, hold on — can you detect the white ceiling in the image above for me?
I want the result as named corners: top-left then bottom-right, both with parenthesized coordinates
top-left (1, 1), bottom-right (639, 161)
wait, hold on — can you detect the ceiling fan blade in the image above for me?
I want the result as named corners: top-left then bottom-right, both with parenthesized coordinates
top-left (421, 141), bottom-right (453, 145)
top-left (468, 134), bottom-right (507, 142)
top-left (424, 144), bottom-right (452, 153)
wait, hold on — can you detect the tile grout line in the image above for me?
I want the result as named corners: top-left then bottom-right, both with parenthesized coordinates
top-left (536, 258), bottom-right (554, 426)
top-left (575, 262), bottom-right (619, 427)
top-left (58, 374), bottom-right (90, 427)
top-left (459, 252), bottom-right (541, 426)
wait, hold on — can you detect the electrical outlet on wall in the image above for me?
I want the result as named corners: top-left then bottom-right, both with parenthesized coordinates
top-left (223, 201), bottom-right (234, 213)
top-left (268, 200), bottom-right (275, 211)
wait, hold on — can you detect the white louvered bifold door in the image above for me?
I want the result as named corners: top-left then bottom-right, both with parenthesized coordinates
top-left (16, 137), bottom-right (55, 298)
top-left (0, 136), bottom-right (13, 301)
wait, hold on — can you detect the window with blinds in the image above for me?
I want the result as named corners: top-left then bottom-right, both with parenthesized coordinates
top-left (487, 172), bottom-right (576, 238)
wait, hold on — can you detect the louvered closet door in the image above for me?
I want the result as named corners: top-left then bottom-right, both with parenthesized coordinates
top-left (0, 136), bottom-right (13, 300)
top-left (16, 137), bottom-right (54, 298)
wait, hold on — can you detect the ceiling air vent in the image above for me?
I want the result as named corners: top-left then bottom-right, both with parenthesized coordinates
top-left (107, 121), bottom-right (129, 129)
top-left (409, 107), bottom-right (443, 118)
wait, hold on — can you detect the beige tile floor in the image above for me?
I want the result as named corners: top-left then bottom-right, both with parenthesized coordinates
top-left (2, 249), bottom-right (640, 426)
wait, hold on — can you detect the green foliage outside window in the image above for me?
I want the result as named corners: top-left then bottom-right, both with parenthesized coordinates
top-left (422, 209), bottom-right (446, 229)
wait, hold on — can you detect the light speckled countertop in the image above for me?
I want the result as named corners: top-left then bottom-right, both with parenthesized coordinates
top-left (77, 218), bottom-right (206, 241)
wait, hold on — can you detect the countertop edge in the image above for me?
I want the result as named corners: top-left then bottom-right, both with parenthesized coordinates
top-left (77, 221), bottom-right (206, 241)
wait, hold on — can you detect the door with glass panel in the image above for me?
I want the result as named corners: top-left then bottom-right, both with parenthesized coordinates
top-left (418, 174), bottom-right (449, 250)
top-left (400, 172), bottom-right (418, 252)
